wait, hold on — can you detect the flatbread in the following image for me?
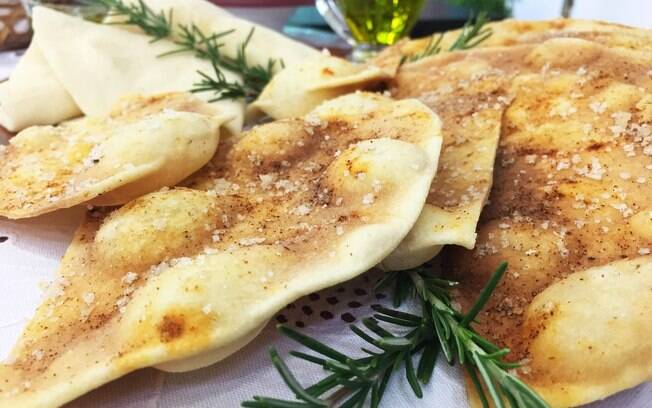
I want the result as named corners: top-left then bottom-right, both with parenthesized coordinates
top-left (381, 45), bottom-right (526, 270)
top-left (383, 19), bottom-right (652, 271)
top-left (250, 54), bottom-right (391, 120)
top-left (0, 93), bottom-right (443, 407)
top-left (0, 44), bottom-right (81, 131)
top-left (373, 18), bottom-right (652, 76)
top-left (0, 92), bottom-right (226, 219)
top-left (443, 38), bottom-right (652, 407)
top-left (31, 6), bottom-right (245, 136)
top-left (0, 0), bottom-right (319, 133)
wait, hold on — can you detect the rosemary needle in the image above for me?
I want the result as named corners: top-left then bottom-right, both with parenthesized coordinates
top-left (83, 0), bottom-right (172, 40)
top-left (243, 262), bottom-right (550, 408)
top-left (407, 11), bottom-right (493, 63)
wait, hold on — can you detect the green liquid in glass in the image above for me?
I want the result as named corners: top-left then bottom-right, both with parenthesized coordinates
top-left (336, 0), bottom-right (426, 46)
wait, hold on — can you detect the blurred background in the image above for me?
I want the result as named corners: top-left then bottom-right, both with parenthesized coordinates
top-left (217, 0), bottom-right (652, 44)
top-left (211, 0), bottom-right (652, 55)
top-left (0, 0), bottom-right (649, 67)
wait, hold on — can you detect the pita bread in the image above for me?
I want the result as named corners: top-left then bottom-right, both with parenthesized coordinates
top-left (0, 92), bottom-right (226, 219)
top-left (443, 38), bottom-right (652, 407)
top-left (250, 54), bottom-right (391, 120)
top-left (0, 92), bottom-right (442, 407)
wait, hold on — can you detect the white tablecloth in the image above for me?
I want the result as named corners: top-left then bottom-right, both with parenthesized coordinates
top-left (0, 52), bottom-right (650, 408)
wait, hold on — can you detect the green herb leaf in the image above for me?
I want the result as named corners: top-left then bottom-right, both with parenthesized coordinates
top-left (84, 0), bottom-right (172, 40)
top-left (268, 347), bottom-right (328, 406)
top-left (407, 11), bottom-right (492, 63)
top-left (242, 262), bottom-right (550, 408)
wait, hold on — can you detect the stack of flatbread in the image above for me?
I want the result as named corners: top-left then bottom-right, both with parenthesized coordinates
top-left (0, 0), bottom-right (650, 405)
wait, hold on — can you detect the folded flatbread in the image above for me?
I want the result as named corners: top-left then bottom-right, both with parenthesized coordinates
top-left (443, 38), bottom-right (652, 407)
top-left (0, 92), bottom-right (226, 219)
top-left (250, 54), bottom-right (391, 120)
top-left (0, 44), bottom-right (81, 131)
top-left (0, 0), bottom-right (319, 133)
top-left (381, 48), bottom-right (515, 270)
top-left (0, 93), bottom-right (443, 407)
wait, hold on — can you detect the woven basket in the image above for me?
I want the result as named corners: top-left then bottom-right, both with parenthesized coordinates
top-left (0, 0), bottom-right (31, 50)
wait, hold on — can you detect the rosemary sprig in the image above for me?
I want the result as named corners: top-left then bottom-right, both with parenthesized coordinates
top-left (84, 0), bottom-right (172, 40)
top-left (166, 25), bottom-right (277, 102)
top-left (242, 262), bottom-right (550, 408)
top-left (84, 0), bottom-right (276, 101)
top-left (407, 11), bottom-right (492, 63)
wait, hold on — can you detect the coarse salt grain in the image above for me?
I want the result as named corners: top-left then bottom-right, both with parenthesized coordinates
top-left (589, 101), bottom-right (607, 114)
top-left (239, 237), bottom-right (266, 246)
top-left (549, 100), bottom-right (577, 118)
top-left (116, 296), bottom-right (129, 313)
top-left (31, 350), bottom-right (44, 361)
top-left (582, 157), bottom-right (605, 180)
top-left (152, 218), bottom-right (167, 231)
top-left (556, 160), bottom-right (570, 171)
top-left (121, 272), bottom-right (138, 285)
top-left (82, 292), bottom-right (95, 305)
top-left (292, 204), bottom-right (312, 216)
top-left (610, 111), bottom-right (632, 136)
top-left (259, 173), bottom-right (276, 189)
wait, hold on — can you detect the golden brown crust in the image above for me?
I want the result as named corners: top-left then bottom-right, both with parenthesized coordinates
top-left (0, 93), bottom-right (443, 408)
top-left (443, 38), bottom-right (652, 407)
top-left (0, 92), bottom-right (224, 218)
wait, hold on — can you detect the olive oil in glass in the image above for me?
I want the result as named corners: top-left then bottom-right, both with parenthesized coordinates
top-left (336, 0), bottom-right (425, 47)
